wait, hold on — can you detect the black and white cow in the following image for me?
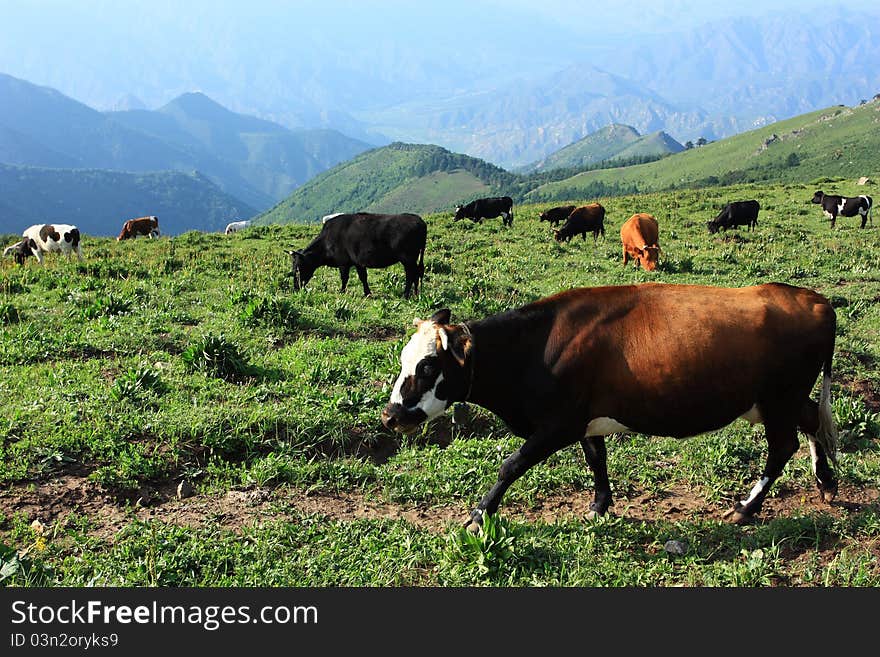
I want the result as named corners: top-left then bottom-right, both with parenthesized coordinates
top-left (11, 224), bottom-right (83, 264)
top-left (707, 200), bottom-right (760, 234)
top-left (381, 283), bottom-right (839, 531)
top-left (454, 196), bottom-right (514, 226)
top-left (811, 191), bottom-right (873, 229)
top-left (287, 212), bottom-right (426, 298)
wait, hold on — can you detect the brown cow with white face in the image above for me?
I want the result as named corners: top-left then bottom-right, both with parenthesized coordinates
top-left (117, 216), bottom-right (160, 241)
top-left (382, 283), bottom-right (839, 531)
top-left (621, 213), bottom-right (660, 270)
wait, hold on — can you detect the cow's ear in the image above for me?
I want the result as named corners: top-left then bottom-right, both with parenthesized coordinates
top-left (429, 308), bottom-right (451, 325)
top-left (443, 325), bottom-right (472, 367)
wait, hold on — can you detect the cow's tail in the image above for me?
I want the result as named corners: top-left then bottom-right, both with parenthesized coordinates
top-left (816, 346), bottom-right (839, 466)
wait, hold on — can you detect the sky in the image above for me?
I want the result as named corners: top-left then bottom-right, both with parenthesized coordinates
top-left (0, 0), bottom-right (877, 129)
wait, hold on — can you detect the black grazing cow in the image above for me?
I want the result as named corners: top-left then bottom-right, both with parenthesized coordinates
top-left (539, 205), bottom-right (576, 227)
top-left (2, 239), bottom-right (35, 265)
top-left (811, 191), bottom-right (873, 229)
top-left (707, 200), bottom-right (760, 234)
top-left (553, 203), bottom-right (606, 243)
top-left (287, 212), bottom-right (426, 298)
top-left (454, 196), bottom-right (514, 226)
top-left (382, 283), bottom-right (839, 530)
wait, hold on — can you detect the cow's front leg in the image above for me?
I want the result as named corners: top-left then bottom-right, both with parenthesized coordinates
top-left (355, 265), bottom-right (371, 296)
top-left (466, 433), bottom-right (566, 533)
top-left (339, 266), bottom-right (351, 293)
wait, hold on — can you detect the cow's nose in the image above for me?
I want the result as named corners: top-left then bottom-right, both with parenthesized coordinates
top-left (381, 407), bottom-right (397, 430)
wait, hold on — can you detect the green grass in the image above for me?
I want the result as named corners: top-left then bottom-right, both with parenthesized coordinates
top-left (1, 180), bottom-right (879, 587)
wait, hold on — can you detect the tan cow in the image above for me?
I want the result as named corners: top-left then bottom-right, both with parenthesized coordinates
top-left (620, 213), bottom-right (660, 270)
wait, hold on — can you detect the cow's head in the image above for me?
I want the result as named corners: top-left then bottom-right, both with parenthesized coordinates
top-left (453, 205), bottom-right (464, 221)
top-left (811, 191), bottom-right (825, 204)
top-left (552, 228), bottom-right (565, 242)
top-left (381, 309), bottom-right (473, 434)
top-left (706, 220), bottom-right (720, 234)
top-left (287, 249), bottom-right (318, 290)
top-left (638, 245), bottom-right (661, 271)
top-left (3, 239), bottom-right (34, 265)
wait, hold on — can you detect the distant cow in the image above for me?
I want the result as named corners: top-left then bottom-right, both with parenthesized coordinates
top-left (707, 200), bottom-right (760, 234)
top-left (287, 212), bottom-right (427, 298)
top-left (117, 216), bottom-right (160, 241)
top-left (3, 239), bottom-right (35, 265)
top-left (225, 220), bottom-right (251, 234)
top-left (454, 196), bottom-right (514, 226)
top-left (553, 203), bottom-right (606, 243)
top-left (811, 191), bottom-right (873, 228)
top-left (620, 213), bottom-right (660, 271)
top-left (382, 283), bottom-right (839, 529)
top-left (11, 224), bottom-right (83, 264)
top-left (539, 205), bottom-right (576, 227)
top-left (322, 213), bottom-right (345, 224)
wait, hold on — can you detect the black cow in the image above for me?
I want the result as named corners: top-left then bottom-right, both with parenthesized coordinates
top-left (707, 200), bottom-right (760, 234)
top-left (811, 191), bottom-right (873, 229)
top-left (553, 203), bottom-right (606, 243)
top-left (539, 205), bottom-right (576, 227)
top-left (287, 212), bottom-right (426, 298)
top-left (2, 239), bottom-right (35, 265)
top-left (454, 196), bottom-right (514, 226)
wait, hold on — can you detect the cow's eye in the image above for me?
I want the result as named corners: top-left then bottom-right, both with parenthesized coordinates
top-left (419, 361), bottom-right (436, 378)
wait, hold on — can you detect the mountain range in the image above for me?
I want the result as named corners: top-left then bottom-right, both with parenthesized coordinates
top-left (0, 73), bottom-right (372, 212)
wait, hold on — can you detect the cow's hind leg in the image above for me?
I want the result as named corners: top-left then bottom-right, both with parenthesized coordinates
top-left (466, 433), bottom-right (568, 533)
top-left (580, 437), bottom-right (612, 519)
top-left (402, 262), bottom-right (419, 298)
top-left (728, 416), bottom-right (799, 524)
top-left (798, 399), bottom-right (838, 503)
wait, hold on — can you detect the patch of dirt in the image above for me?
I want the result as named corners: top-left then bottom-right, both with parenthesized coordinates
top-left (2, 469), bottom-right (877, 544)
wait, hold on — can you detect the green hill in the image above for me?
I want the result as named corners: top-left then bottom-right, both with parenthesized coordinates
top-left (0, 164), bottom-right (255, 236)
top-left (521, 124), bottom-right (682, 173)
top-left (526, 101), bottom-right (880, 202)
top-left (255, 142), bottom-right (515, 223)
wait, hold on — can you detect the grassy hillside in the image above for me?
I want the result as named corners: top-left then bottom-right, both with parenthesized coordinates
top-left (255, 142), bottom-right (515, 223)
top-left (1, 180), bottom-right (878, 587)
top-left (522, 124), bottom-right (683, 173)
top-left (527, 101), bottom-right (880, 202)
top-left (0, 164), bottom-right (255, 236)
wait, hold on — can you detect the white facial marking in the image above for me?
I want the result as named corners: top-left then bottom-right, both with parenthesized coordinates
top-left (389, 321), bottom-right (448, 421)
top-left (585, 417), bottom-right (630, 437)
top-left (739, 405), bottom-right (762, 424)
top-left (740, 476), bottom-right (770, 506)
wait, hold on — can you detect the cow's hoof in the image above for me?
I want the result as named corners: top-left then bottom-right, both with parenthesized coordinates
top-left (820, 485), bottom-right (838, 504)
top-left (723, 504), bottom-right (755, 525)
top-left (464, 509), bottom-right (484, 534)
top-left (585, 509), bottom-right (602, 521)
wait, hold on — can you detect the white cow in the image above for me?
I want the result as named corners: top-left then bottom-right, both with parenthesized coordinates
top-left (225, 220), bottom-right (252, 235)
top-left (14, 224), bottom-right (83, 264)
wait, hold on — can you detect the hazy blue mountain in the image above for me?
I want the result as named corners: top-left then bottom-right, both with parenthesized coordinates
top-left (0, 75), bottom-right (374, 210)
top-left (110, 92), bottom-right (373, 205)
top-left (0, 164), bottom-right (255, 236)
